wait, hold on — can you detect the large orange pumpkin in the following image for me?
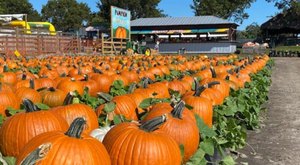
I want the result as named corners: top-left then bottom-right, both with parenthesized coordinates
top-left (103, 115), bottom-right (182, 165)
top-left (0, 99), bottom-right (68, 157)
top-left (16, 118), bottom-right (111, 165)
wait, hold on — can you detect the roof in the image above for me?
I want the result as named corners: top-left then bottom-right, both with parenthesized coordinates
top-left (131, 16), bottom-right (238, 27)
top-left (261, 8), bottom-right (300, 33)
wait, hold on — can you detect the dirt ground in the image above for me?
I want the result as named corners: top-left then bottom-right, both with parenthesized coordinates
top-left (237, 57), bottom-right (300, 165)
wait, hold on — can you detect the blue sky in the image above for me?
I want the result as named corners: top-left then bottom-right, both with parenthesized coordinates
top-left (29, 0), bottom-right (279, 30)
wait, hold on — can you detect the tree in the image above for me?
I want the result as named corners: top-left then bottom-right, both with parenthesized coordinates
top-left (190, 0), bottom-right (256, 24)
top-left (41, 0), bottom-right (90, 32)
top-left (0, 0), bottom-right (41, 21)
top-left (265, 0), bottom-right (300, 10)
top-left (97, 0), bottom-right (165, 24)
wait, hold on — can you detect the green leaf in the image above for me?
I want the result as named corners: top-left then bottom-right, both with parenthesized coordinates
top-left (179, 144), bottom-right (185, 159)
top-left (186, 148), bottom-right (206, 165)
top-left (0, 114), bottom-right (4, 126)
top-left (72, 97), bottom-right (80, 104)
top-left (104, 102), bottom-right (116, 113)
top-left (113, 115), bottom-right (122, 125)
top-left (6, 107), bottom-right (23, 116)
top-left (200, 139), bottom-right (214, 156)
top-left (35, 103), bottom-right (50, 110)
top-left (195, 114), bottom-right (216, 138)
top-left (221, 155), bottom-right (235, 165)
top-left (2, 156), bottom-right (16, 165)
top-left (112, 80), bottom-right (124, 89)
top-left (139, 98), bottom-right (152, 109)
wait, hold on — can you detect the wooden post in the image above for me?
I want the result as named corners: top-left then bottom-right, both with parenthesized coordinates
top-left (101, 33), bottom-right (104, 55)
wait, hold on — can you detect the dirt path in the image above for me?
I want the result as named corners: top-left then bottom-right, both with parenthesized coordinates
top-left (238, 57), bottom-right (300, 165)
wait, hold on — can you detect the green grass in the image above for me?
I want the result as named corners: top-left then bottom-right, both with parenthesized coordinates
top-left (273, 46), bottom-right (300, 52)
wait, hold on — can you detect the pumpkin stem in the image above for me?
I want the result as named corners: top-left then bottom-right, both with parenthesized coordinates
top-left (210, 67), bottom-right (217, 78)
top-left (29, 79), bottom-right (35, 89)
top-left (23, 99), bottom-right (40, 112)
top-left (140, 115), bottom-right (167, 132)
top-left (225, 75), bottom-right (230, 81)
top-left (49, 87), bottom-right (56, 92)
top-left (92, 67), bottom-right (103, 74)
top-left (20, 143), bottom-right (52, 165)
top-left (78, 65), bottom-right (82, 75)
top-left (127, 83), bottom-right (136, 94)
top-left (97, 92), bottom-right (113, 102)
top-left (171, 100), bottom-right (185, 119)
top-left (194, 85), bottom-right (206, 97)
top-left (3, 65), bottom-right (8, 72)
top-left (207, 81), bottom-right (220, 88)
top-left (83, 74), bottom-right (88, 81)
top-left (63, 92), bottom-right (75, 105)
top-left (65, 117), bottom-right (86, 138)
top-left (22, 74), bottom-right (27, 80)
top-left (141, 77), bottom-right (149, 88)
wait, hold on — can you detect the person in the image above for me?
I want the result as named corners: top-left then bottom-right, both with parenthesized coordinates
top-left (155, 40), bottom-right (160, 51)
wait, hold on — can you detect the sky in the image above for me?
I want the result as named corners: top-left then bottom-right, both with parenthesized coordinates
top-left (29, 0), bottom-right (279, 30)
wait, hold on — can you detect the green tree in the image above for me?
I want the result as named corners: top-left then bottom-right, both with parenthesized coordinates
top-left (0, 0), bottom-right (41, 21)
top-left (237, 23), bottom-right (261, 39)
top-left (41, 0), bottom-right (90, 32)
top-left (97, 0), bottom-right (165, 24)
top-left (190, 0), bottom-right (256, 24)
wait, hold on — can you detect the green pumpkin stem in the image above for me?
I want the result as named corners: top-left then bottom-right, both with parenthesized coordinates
top-left (63, 92), bottom-right (75, 105)
top-left (65, 117), bottom-right (86, 138)
top-left (171, 100), bottom-right (185, 119)
top-left (23, 99), bottom-right (40, 112)
top-left (84, 74), bottom-right (88, 81)
top-left (3, 65), bottom-right (8, 72)
top-left (20, 143), bottom-right (52, 165)
top-left (29, 79), bottom-right (35, 89)
top-left (140, 115), bottom-right (167, 132)
top-left (92, 67), bottom-right (103, 74)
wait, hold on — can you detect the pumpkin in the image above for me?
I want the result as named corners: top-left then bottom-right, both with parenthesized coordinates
top-left (16, 117), bottom-right (111, 165)
top-left (182, 79), bottom-right (213, 127)
top-left (0, 99), bottom-right (68, 156)
top-left (115, 26), bottom-right (127, 39)
top-left (90, 126), bottom-right (114, 142)
top-left (0, 65), bottom-right (17, 86)
top-left (15, 79), bottom-right (42, 103)
top-left (0, 83), bottom-right (20, 116)
top-left (56, 78), bottom-right (84, 95)
top-left (39, 87), bottom-right (67, 107)
top-left (91, 73), bottom-right (113, 93)
top-left (50, 93), bottom-right (99, 134)
top-left (143, 101), bottom-right (199, 162)
top-left (103, 115), bottom-right (182, 165)
top-left (96, 94), bottom-right (138, 121)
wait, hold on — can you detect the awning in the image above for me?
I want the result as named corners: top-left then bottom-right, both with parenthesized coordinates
top-left (131, 28), bottom-right (229, 34)
top-left (0, 14), bottom-right (25, 22)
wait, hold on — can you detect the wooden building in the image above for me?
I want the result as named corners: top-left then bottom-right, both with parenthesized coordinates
top-left (131, 16), bottom-right (238, 54)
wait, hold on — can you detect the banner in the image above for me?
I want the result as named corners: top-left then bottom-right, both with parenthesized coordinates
top-left (111, 6), bottom-right (131, 39)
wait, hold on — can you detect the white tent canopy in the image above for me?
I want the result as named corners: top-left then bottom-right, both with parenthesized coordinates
top-left (0, 14), bottom-right (26, 22)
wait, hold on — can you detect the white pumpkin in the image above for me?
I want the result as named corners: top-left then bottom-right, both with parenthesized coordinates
top-left (90, 126), bottom-right (113, 142)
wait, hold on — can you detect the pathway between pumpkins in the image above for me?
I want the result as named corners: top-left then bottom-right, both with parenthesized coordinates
top-left (237, 57), bottom-right (300, 165)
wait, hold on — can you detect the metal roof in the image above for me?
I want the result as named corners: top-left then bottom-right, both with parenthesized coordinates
top-left (131, 16), bottom-right (237, 27)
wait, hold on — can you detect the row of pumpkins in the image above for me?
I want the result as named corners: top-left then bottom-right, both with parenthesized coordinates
top-left (0, 54), bottom-right (270, 164)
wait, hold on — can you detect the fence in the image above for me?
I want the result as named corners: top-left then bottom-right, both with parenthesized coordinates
top-left (0, 28), bottom-right (81, 57)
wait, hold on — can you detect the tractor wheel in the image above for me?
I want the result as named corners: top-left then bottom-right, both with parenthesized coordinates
top-left (144, 47), bottom-right (151, 56)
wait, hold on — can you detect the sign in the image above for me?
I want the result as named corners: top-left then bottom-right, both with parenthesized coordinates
top-left (14, 50), bottom-right (21, 57)
top-left (111, 6), bottom-right (131, 39)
